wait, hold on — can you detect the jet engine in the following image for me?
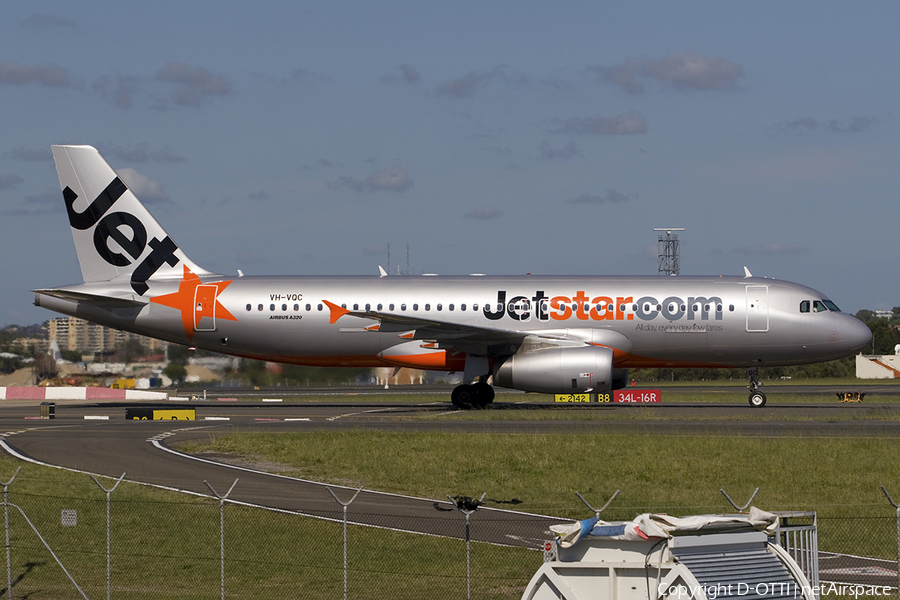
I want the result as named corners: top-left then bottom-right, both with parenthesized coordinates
top-left (493, 345), bottom-right (616, 394)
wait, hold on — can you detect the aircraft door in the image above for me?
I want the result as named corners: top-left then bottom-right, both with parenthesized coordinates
top-left (746, 286), bottom-right (768, 332)
top-left (194, 285), bottom-right (218, 332)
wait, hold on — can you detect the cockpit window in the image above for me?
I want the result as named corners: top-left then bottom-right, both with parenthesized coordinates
top-left (822, 299), bottom-right (841, 312)
top-left (813, 300), bottom-right (828, 313)
top-left (800, 300), bottom-right (810, 313)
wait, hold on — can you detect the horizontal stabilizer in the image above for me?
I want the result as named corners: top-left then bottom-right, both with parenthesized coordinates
top-left (33, 288), bottom-right (148, 308)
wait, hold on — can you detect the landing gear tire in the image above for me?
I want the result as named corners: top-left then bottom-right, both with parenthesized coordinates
top-left (748, 391), bottom-right (767, 408)
top-left (451, 383), bottom-right (495, 409)
top-left (746, 367), bottom-right (766, 408)
top-left (451, 385), bottom-right (474, 410)
top-left (472, 382), bottom-right (494, 407)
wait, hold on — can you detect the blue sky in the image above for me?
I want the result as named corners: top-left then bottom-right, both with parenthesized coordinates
top-left (1, 2), bottom-right (897, 326)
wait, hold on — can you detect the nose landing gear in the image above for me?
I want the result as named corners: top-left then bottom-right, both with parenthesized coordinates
top-left (747, 367), bottom-right (766, 407)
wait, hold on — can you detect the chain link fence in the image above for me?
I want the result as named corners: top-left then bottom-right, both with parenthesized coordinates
top-left (0, 473), bottom-right (548, 600)
top-left (1, 472), bottom-right (900, 599)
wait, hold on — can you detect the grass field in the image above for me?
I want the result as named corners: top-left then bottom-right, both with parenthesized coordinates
top-left (179, 385), bottom-right (900, 563)
top-left (177, 430), bottom-right (900, 520)
top-left (3, 384), bottom-right (900, 597)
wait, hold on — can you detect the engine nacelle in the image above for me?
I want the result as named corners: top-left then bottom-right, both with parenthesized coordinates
top-left (493, 346), bottom-right (615, 394)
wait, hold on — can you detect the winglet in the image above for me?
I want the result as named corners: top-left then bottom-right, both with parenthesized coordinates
top-left (378, 266), bottom-right (388, 278)
top-left (323, 300), bottom-right (350, 324)
top-left (743, 266), bottom-right (753, 278)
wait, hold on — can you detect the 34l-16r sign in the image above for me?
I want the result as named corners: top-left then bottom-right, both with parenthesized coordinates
top-left (555, 390), bottom-right (661, 403)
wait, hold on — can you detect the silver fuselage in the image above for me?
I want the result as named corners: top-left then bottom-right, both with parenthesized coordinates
top-left (36, 273), bottom-right (871, 370)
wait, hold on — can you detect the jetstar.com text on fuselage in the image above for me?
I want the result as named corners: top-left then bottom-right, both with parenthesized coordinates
top-left (482, 290), bottom-right (724, 322)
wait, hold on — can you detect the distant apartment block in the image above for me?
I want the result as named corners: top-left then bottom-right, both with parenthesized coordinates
top-left (48, 317), bottom-right (166, 355)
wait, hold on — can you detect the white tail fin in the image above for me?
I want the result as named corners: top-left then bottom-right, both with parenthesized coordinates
top-left (51, 145), bottom-right (212, 295)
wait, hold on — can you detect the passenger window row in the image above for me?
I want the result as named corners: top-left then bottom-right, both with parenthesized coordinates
top-left (243, 301), bottom-right (737, 314)
top-left (244, 302), bottom-right (478, 312)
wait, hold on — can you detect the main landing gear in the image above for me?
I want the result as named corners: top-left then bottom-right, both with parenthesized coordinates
top-left (451, 381), bottom-right (495, 409)
top-left (747, 367), bottom-right (766, 407)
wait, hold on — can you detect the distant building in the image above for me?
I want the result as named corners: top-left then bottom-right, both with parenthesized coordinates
top-left (10, 336), bottom-right (48, 355)
top-left (874, 310), bottom-right (894, 319)
top-left (48, 317), bottom-right (166, 356)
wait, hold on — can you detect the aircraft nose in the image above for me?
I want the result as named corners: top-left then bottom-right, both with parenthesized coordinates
top-left (843, 316), bottom-right (872, 353)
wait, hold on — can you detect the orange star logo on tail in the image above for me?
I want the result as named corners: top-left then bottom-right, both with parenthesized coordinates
top-left (150, 266), bottom-right (237, 338)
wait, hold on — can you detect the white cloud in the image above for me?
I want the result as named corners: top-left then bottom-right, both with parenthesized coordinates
top-left (552, 112), bottom-right (647, 136)
top-left (434, 70), bottom-right (495, 98)
top-left (381, 64), bottom-right (421, 84)
top-left (0, 62), bottom-right (71, 87)
top-left (591, 52), bottom-right (743, 93)
top-left (568, 190), bottom-right (636, 205)
top-left (643, 52), bottom-right (743, 90)
top-left (0, 174), bottom-right (24, 190)
top-left (20, 14), bottom-right (77, 30)
top-left (776, 116), bottom-right (879, 134)
top-left (433, 66), bottom-right (536, 98)
top-left (465, 206), bottom-right (504, 220)
top-left (538, 141), bottom-right (580, 160)
top-left (332, 166), bottom-right (413, 193)
top-left (155, 61), bottom-right (231, 107)
top-left (2, 188), bottom-right (59, 217)
top-left (93, 74), bottom-right (140, 109)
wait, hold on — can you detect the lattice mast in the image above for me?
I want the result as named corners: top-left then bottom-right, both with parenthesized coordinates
top-left (654, 228), bottom-right (684, 276)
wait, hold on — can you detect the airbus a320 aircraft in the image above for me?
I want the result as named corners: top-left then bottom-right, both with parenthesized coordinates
top-left (34, 145), bottom-right (871, 408)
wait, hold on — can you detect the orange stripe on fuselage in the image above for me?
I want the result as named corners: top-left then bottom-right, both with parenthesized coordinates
top-left (380, 349), bottom-right (466, 371)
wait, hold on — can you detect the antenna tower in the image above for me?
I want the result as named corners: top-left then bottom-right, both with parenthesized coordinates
top-left (653, 228), bottom-right (684, 276)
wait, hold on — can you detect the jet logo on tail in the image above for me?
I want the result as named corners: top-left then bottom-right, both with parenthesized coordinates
top-left (64, 177), bottom-right (181, 295)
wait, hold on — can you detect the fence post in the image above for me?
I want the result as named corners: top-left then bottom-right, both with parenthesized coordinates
top-left (575, 490), bottom-right (620, 519)
top-left (204, 479), bottom-right (238, 600)
top-left (90, 473), bottom-right (125, 600)
top-left (447, 493), bottom-right (486, 600)
top-left (720, 487), bottom-right (759, 512)
top-left (326, 486), bottom-right (363, 600)
top-left (880, 486), bottom-right (900, 595)
top-left (2, 468), bottom-right (20, 600)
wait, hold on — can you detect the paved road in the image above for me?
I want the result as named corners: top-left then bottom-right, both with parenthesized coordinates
top-left (0, 401), bottom-right (572, 549)
top-left (2, 389), bottom-right (900, 569)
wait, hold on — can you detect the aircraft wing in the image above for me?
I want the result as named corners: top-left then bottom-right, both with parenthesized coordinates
top-left (324, 300), bottom-right (539, 356)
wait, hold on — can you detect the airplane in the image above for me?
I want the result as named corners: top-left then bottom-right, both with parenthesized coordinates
top-left (34, 145), bottom-right (872, 408)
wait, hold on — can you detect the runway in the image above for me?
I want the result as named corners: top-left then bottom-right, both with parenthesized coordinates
top-left (1, 390), bottom-right (899, 552)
